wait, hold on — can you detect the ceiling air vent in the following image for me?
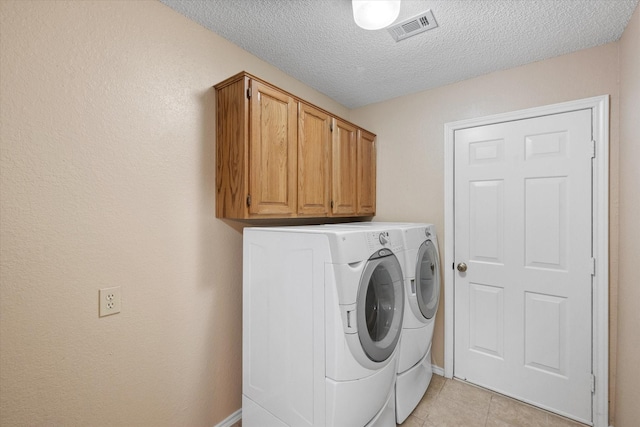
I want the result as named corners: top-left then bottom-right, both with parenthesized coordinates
top-left (388, 9), bottom-right (438, 42)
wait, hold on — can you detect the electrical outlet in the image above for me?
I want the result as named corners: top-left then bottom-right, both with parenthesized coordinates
top-left (99, 286), bottom-right (121, 317)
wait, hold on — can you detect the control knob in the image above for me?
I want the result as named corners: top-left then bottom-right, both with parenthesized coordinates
top-left (379, 232), bottom-right (389, 245)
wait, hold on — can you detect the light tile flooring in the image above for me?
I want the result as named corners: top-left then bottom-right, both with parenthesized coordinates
top-left (398, 374), bottom-right (588, 427)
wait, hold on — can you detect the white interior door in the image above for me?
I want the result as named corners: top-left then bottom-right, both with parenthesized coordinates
top-left (453, 109), bottom-right (593, 423)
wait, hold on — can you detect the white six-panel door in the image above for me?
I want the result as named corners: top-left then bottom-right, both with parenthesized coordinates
top-left (453, 109), bottom-right (593, 423)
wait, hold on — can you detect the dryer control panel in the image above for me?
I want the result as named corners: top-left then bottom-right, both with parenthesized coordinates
top-left (365, 231), bottom-right (402, 254)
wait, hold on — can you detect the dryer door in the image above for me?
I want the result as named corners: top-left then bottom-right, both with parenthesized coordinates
top-left (356, 249), bottom-right (404, 363)
top-left (416, 240), bottom-right (440, 320)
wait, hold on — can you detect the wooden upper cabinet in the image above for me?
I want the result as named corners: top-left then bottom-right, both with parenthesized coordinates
top-left (249, 80), bottom-right (297, 216)
top-left (214, 72), bottom-right (375, 220)
top-left (331, 118), bottom-right (358, 216)
top-left (298, 103), bottom-right (331, 216)
top-left (214, 74), bottom-right (297, 219)
top-left (357, 129), bottom-right (376, 215)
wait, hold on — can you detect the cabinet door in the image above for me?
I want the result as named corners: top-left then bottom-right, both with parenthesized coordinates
top-left (249, 80), bottom-right (297, 216)
top-left (357, 129), bottom-right (376, 215)
top-left (298, 103), bottom-right (331, 216)
top-left (331, 119), bottom-right (358, 216)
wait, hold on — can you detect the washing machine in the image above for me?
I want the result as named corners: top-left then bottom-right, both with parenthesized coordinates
top-left (242, 225), bottom-right (406, 427)
top-left (325, 222), bottom-right (441, 423)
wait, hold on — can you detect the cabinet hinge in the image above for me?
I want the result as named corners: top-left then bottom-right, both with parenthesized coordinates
top-left (591, 140), bottom-right (596, 159)
top-left (247, 88), bottom-right (252, 99)
top-left (246, 194), bottom-right (251, 207)
top-left (591, 374), bottom-right (596, 393)
top-left (591, 257), bottom-right (596, 276)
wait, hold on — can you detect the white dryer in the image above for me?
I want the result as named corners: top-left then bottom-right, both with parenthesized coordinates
top-left (242, 225), bottom-right (406, 427)
top-left (325, 222), bottom-right (441, 423)
top-left (390, 223), bottom-right (440, 423)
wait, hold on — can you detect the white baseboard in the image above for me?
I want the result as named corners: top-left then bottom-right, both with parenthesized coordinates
top-left (214, 408), bottom-right (241, 427)
top-left (432, 364), bottom-right (445, 377)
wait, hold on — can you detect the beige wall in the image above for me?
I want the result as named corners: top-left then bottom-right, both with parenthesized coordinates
top-left (0, 1), bottom-right (347, 426)
top-left (1, 0), bottom-right (637, 426)
top-left (616, 4), bottom-right (640, 427)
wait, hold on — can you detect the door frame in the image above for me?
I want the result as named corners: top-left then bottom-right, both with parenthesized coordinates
top-left (443, 96), bottom-right (609, 426)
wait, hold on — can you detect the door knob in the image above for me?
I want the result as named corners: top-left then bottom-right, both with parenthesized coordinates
top-left (457, 262), bottom-right (467, 273)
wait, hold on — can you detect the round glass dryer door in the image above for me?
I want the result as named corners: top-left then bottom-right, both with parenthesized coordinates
top-left (356, 249), bottom-right (404, 363)
top-left (416, 240), bottom-right (440, 320)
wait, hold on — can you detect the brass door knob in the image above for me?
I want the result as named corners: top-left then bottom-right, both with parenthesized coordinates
top-left (457, 262), bottom-right (468, 273)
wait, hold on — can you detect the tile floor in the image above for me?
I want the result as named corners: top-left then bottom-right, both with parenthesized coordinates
top-left (398, 374), bottom-right (588, 427)
top-left (232, 374), bottom-right (588, 427)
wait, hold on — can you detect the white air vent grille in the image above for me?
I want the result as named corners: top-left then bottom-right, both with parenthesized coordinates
top-left (388, 9), bottom-right (438, 42)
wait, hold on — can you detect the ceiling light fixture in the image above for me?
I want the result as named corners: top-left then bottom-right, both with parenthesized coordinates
top-left (352, 0), bottom-right (401, 30)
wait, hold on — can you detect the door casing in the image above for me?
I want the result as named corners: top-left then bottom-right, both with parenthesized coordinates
top-left (443, 96), bottom-right (609, 427)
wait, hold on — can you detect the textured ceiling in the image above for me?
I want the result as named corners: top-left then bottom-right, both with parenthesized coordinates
top-left (160, 0), bottom-right (639, 108)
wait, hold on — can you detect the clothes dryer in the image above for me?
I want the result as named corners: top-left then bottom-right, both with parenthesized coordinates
top-left (325, 222), bottom-right (441, 423)
top-left (390, 223), bottom-right (440, 423)
top-left (242, 225), bottom-right (406, 427)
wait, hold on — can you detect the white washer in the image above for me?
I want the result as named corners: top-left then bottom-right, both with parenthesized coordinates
top-left (242, 225), bottom-right (406, 427)
top-left (325, 222), bottom-right (441, 423)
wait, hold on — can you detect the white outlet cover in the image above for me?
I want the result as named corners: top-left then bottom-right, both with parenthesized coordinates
top-left (99, 286), bottom-right (121, 317)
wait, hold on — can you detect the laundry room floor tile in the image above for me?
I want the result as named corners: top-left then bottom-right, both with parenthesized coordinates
top-left (547, 414), bottom-right (588, 427)
top-left (438, 376), bottom-right (493, 413)
top-left (411, 374), bottom-right (446, 420)
top-left (422, 395), bottom-right (489, 426)
top-left (487, 394), bottom-right (547, 427)
top-left (397, 375), bottom-right (590, 427)
top-left (399, 415), bottom-right (425, 427)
